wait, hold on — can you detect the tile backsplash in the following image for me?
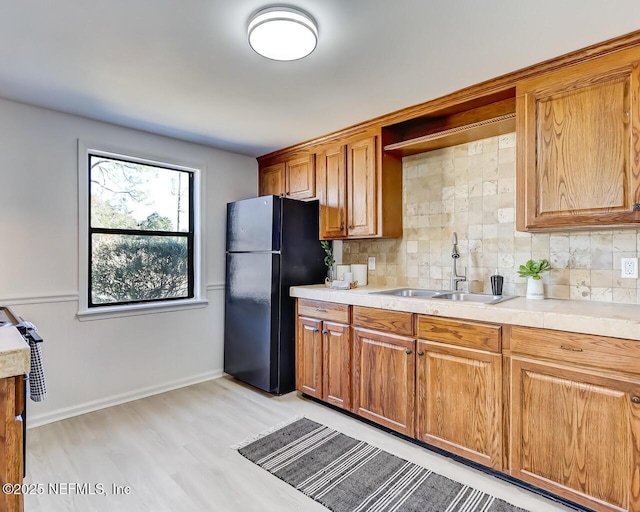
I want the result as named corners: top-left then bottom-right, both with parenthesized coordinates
top-left (342, 134), bottom-right (640, 303)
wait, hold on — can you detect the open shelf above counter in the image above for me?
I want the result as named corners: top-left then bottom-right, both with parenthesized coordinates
top-left (381, 92), bottom-right (516, 157)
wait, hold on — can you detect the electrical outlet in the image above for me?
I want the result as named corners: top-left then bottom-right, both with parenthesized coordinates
top-left (368, 256), bottom-right (376, 271)
top-left (621, 257), bottom-right (639, 279)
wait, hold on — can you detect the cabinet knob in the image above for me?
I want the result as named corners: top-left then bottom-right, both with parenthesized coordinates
top-left (340, 224), bottom-right (344, 230)
top-left (312, 328), bottom-right (319, 332)
top-left (632, 396), bottom-right (640, 404)
top-left (405, 348), bottom-right (412, 355)
top-left (633, 203), bottom-right (640, 211)
top-left (348, 225), bottom-right (353, 229)
top-left (322, 330), bottom-right (328, 335)
top-left (417, 350), bottom-right (425, 356)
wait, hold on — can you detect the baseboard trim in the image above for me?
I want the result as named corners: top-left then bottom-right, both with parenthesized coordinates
top-left (27, 370), bottom-right (223, 429)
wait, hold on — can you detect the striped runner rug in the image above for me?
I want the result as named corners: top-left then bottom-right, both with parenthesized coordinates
top-left (236, 418), bottom-right (528, 512)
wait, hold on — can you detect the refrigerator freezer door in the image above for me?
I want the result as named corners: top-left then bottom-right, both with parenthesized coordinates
top-left (226, 196), bottom-right (281, 253)
top-left (224, 252), bottom-right (280, 393)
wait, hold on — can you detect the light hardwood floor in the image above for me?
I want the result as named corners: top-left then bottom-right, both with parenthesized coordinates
top-left (25, 377), bottom-right (574, 512)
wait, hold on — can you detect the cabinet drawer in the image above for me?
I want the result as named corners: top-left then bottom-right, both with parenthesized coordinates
top-left (352, 306), bottom-right (413, 336)
top-left (416, 315), bottom-right (501, 353)
top-left (510, 326), bottom-right (640, 375)
top-left (298, 299), bottom-right (349, 323)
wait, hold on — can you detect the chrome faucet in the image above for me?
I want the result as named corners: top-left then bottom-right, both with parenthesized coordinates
top-left (450, 232), bottom-right (467, 291)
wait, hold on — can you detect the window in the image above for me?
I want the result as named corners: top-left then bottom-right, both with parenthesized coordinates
top-left (88, 153), bottom-right (195, 307)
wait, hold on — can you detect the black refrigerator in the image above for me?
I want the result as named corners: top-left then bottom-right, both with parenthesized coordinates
top-left (224, 196), bottom-right (326, 394)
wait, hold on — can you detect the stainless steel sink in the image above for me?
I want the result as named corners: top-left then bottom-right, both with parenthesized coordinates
top-left (372, 288), bottom-right (443, 298)
top-left (431, 292), bottom-right (516, 305)
top-left (371, 288), bottom-right (517, 304)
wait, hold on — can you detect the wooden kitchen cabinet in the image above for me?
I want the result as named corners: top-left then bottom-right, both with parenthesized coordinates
top-left (285, 154), bottom-right (315, 199)
top-left (0, 375), bottom-right (24, 512)
top-left (416, 341), bottom-right (502, 469)
top-left (346, 136), bottom-right (377, 237)
top-left (258, 154), bottom-right (315, 199)
top-left (352, 327), bottom-right (415, 436)
top-left (295, 298), bottom-right (640, 511)
top-left (415, 315), bottom-right (503, 469)
top-left (510, 357), bottom-right (640, 512)
top-left (516, 47), bottom-right (640, 231)
top-left (258, 162), bottom-right (285, 197)
top-left (316, 144), bottom-right (347, 238)
top-left (296, 316), bottom-right (323, 398)
top-left (315, 132), bottom-right (402, 240)
top-left (296, 300), bottom-right (351, 410)
top-left (322, 322), bottom-right (351, 410)
top-left (507, 325), bottom-right (640, 512)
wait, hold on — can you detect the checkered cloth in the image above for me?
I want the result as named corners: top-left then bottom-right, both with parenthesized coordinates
top-left (19, 321), bottom-right (47, 402)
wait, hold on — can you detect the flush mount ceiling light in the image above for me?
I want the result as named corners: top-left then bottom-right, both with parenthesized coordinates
top-left (248, 6), bottom-right (318, 61)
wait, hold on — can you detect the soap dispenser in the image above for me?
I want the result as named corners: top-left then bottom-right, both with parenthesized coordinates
top-left (491, 269), bottom-right (504, 296)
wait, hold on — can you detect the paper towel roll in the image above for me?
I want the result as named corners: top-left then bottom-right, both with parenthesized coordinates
top-left (352, 264), bottom-right (368, 286)
top-left (336, 264), bottom-right (351, 281)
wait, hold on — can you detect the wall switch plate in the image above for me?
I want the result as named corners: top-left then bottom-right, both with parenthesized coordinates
top-left (368, 256), bottom-right (376, 271)
top-left (621, 257), bottom-right (638, 279)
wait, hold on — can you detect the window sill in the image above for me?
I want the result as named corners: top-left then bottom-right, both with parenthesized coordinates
top-left (77, 298), bottom-right (209, 321)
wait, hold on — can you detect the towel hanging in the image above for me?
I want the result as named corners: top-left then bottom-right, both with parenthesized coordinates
top-left (17, 320), bottom-right (47, 402)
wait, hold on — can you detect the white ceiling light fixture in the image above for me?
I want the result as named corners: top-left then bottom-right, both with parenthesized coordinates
top-left (248, 6), bottom-right (318, 61)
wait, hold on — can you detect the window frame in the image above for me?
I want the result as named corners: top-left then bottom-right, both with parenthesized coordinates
top-left (88, 153), bottom-right (195, 308)
top-left (78, 141), bottom-right (207, 319)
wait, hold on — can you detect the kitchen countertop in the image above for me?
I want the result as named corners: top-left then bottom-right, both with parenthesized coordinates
top-left (290, 285), bottom-right (640, 342)
top-left (0, 327), bottom-right (30, 379)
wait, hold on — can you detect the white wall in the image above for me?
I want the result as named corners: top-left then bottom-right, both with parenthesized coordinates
top-left (0, 98), bottom-right (257, 427)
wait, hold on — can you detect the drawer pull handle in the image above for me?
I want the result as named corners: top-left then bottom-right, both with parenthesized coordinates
top-left (405, 348), bottom-right (412, 355)
top-left (316, 308), bottom-right (328, 313)
top-left (417, 350), bottom-right (425, 356)
top-left (632, 396), bottom-right (640, 404)
top-left (560, 345), bottom-right (583, 352)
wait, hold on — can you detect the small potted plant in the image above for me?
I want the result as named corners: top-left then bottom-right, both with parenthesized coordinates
top-left (518, 259), bottom-right (551, 300)
top-left (320, 241), bottom-right (335, 282)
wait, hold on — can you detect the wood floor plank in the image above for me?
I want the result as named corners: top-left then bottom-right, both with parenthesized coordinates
top-left (25, 376), bottom-right (572, 511)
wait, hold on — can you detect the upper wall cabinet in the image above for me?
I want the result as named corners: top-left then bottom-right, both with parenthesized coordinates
top-left (316, 144), bottom-right (347, 238)
top-left (516, 47), bottom-right (640, 231)
top-left (315, 131), bottom-right (402, 240)
top-left (258, 153), bottom-right (316, 199)
top-left (259, 162), bottom-right (285, 197)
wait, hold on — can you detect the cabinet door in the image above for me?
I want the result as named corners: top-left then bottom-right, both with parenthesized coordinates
top-left (259, 163), bottom-right (285, 197)
top-left (0, 376), bottom-right (23, 512)
top-left (510, 357), bottom-right (640, 512)
top-left (286, 155), bottom-right (315, 199)
top-left (347, 137), bottom-right (377, 237)
top-left (322, 322), bottom-right (351, 410)
top-left (416, 341), bottom-right (502, 469)
top-left (353, 327), bottom-right (415, 436)
top-left (296, 317), bottom-right (322, 398)
top-left (316, 145), bottom-right (347, 239)
top-left (517, 49), bottom-right (640, 230)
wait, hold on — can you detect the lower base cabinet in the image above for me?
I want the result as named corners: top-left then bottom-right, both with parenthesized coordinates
top-left (415, 341), bottom-right (503, 469)
top-left (296, 317), bottom-right (323, 398)
top-left (352, 327), bottom-right (415, 437)
top-left (295, 299), bottom-right (640, 512)
top-left (322, 322), bottom-right (351, 410)
top-left (510, 357), bottom-right (640, 512)
top-left (296, 313), bottom-right (351, 409)
top-left (0, 375), bottom-right (24, 512)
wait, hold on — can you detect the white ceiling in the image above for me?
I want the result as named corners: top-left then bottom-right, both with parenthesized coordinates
top-left (1, 1), bottom-right (639, 157)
